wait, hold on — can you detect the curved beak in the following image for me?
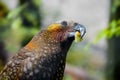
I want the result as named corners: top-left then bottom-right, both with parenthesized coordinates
top-left (74, 24), bottom-right (86, 38)
top-left (68, 23), bottom-right (86, 39)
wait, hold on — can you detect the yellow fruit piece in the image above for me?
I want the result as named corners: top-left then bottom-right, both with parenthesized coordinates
top-left (75, 31), bottom-right (82, 42)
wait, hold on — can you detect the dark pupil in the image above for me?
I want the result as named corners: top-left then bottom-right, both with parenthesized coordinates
top-left (61, 21), bottom-right (67, 27)
top-left (74, 23), bottom-right (78, 26)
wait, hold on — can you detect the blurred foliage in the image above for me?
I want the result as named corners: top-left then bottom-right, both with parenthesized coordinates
top-left (66, 42), bottom-right (105, 80)
top-left (95, 19), bottom-right (120, 43)
top-left (111, 0), bottom-right (120, 16)
top-left (94, 0), bottom-right (120, 44)
top-left (67, 44), bottom-right (89, 67)
top-left (20, 0), bottom-right (42, 27)
top-left (0, 2), bottom-right (8, 18)
top-left (0, 0), bottom-right (41, 53)
top-left (64, 74), bottom-right (73, 80)
top-left (93, 0), bottom-right (120, 80)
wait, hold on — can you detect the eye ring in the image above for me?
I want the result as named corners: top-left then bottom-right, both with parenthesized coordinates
top-left (61, 21), bottom-right (67, 27)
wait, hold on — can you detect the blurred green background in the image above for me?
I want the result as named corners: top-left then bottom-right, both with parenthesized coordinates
top-left (0, 0), bottom-right (120, 80)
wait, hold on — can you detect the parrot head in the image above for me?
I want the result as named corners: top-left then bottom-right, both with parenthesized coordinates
top-left (46, 20), bottom-right (86, 43)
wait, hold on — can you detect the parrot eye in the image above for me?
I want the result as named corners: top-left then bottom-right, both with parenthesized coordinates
top-left (74, 23), bottom-right (78, 26)
top-left (61, 21), bottom-right (67, 27)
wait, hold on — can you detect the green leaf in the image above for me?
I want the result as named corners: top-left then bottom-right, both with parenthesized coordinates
top-left (110, 20), bottom-right (117, 29)
top-left (33, 0), bottom-right (41, 6)
top-left (93, 29), bottom-right (109, 44)
top-left (7, 3), bottom-right (28, 20)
